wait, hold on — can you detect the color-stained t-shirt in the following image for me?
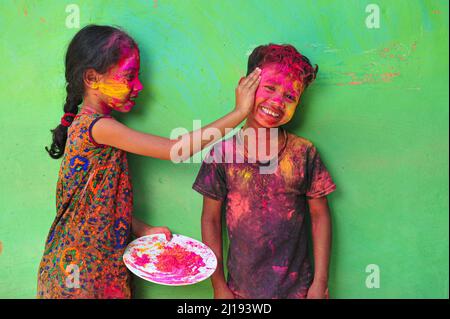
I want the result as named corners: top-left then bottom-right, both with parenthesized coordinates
top-left (192, 130), bottom-right (336, 299)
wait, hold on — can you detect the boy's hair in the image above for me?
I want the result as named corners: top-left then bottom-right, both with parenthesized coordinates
top-left (246, 44), bottom-right (318, 89)
top-left (46, 24), bottom-right (138, 159)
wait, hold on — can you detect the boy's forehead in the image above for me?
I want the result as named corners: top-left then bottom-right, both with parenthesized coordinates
top-left (261, 64), bottom-right (304, 92)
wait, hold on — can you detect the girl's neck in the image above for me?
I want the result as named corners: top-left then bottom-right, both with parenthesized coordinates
top-left (79, 97), bottom-right (112, 116)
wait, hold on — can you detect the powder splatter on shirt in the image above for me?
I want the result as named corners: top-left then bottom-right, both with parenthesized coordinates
top-left (193, 130), bottom-right (336, 299)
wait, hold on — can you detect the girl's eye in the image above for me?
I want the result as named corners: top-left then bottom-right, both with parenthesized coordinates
top-left (265, 86), bottom-right (275, 91)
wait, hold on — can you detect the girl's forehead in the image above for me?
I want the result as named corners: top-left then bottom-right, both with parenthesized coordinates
top-left (116, 48), bottom-right (140, 70)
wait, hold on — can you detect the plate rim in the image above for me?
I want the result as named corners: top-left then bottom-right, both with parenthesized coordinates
top-left (123, 233), bottom-right (218, 286)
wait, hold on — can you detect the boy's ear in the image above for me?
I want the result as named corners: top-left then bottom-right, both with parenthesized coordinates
top-left (83, 69), bottom-right (101, 89)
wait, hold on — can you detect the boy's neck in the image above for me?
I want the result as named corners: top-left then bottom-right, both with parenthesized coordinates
top-left (241, 121), bottom-right (286, 161)
top-left (243, 121), bottom-right (284, 142)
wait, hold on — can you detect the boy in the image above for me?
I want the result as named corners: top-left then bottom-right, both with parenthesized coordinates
top-left (193, 44), bottom-right (336, 299)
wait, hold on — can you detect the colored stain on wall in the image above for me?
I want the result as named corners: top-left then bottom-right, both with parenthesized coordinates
top-left (0, 0), bottom-right (448, 298)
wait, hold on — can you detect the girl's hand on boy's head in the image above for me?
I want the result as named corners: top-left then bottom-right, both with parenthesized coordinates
top-left (234, 67), bottom-right (261, 117)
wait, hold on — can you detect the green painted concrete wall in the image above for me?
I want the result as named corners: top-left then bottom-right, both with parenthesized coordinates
top-left (0, 0), bottom-right (448, 298)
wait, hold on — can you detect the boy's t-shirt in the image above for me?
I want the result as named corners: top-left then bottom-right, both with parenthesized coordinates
top-left (192, 130), bottom-right (336, 299)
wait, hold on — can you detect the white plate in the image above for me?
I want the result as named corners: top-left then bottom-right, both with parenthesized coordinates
top-left (123, 234), bottom-right (217, 286)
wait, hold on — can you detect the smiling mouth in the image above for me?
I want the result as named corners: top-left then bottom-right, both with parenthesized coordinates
top-left (260, 105), bottom-right (282, 119)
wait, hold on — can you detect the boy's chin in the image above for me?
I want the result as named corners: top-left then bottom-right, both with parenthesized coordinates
top-left (252, 117), bottom-right (287, 129)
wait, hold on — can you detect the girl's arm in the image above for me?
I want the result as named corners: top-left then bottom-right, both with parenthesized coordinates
top-left (201, 196), bottom-right (234, 299)
top-left (306, 196), bottom-right (332, 299)
top-left (91, 68), bottom-right (261, 160)
top-left (131, 215), bottom-right (172, 240)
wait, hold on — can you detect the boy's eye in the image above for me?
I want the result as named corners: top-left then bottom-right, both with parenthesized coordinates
top-left (265, 86), bottom-right (275, 91)
top-left (286, 94), bottom-right (296, 101)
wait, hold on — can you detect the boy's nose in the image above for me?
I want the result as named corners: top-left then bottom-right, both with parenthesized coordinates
top-left (269, 95), bottom-right (284, 108)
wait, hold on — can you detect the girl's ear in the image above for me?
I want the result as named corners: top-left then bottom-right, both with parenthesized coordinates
top-left (84, 68), bottom-right (101, 89)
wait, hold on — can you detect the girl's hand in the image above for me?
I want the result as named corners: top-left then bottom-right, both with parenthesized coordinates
top-left (234, 67), bottom-right (262, 117)
top-left (139, 225), bottom-right (172, 241)
top-left (306, 281), bottom-right (329, 299)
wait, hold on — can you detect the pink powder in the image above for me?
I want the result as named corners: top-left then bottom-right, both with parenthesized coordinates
top-left (154, 244), bottom-right (205, 277)
top-left (131, 251), bottom-right (151, 267)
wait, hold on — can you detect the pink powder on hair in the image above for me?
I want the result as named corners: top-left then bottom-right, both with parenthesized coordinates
top-left (256, 44), bottom-right (317, 87)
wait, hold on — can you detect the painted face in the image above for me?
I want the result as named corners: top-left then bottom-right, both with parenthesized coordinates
top-left (97, 47), bottom-right (143, 112)
top-left (247, 63), bottom-right (304, 128)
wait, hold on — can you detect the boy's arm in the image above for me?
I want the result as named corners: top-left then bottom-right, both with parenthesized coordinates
top-left (307, 196), bottom-right (332, 299)
top-left (201, 196), bottom-right (234, 299)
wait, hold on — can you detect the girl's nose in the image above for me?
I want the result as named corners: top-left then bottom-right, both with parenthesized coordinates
top-left (135, 79), bottom-right (144, 92)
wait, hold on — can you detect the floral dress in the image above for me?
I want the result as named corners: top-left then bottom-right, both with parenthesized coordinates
top-left (37, 113), bottom-right (133, 299)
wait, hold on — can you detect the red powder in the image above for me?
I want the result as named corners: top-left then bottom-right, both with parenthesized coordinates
top-left (154, 244), bottom-right (205, 277)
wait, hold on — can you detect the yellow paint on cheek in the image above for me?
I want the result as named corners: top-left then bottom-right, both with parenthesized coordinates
top-left (281, 79), bottom-right (303, 123)
top-left (98, 81), bottom-right (130, 100)
top-left (285, 106), bottom-right (296, 121)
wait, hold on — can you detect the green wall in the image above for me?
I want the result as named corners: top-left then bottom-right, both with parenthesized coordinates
top-left (0, 0), bottom-right (448, 298)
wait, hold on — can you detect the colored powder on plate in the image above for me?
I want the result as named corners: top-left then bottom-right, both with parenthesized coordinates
top-left (132, 251), bottom-right (151, 267)
top-left (154, 244), bottom-right (205, 276)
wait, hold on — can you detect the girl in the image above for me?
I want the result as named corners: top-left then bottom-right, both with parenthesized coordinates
top-left (37, 25), bottom-right (261, 299)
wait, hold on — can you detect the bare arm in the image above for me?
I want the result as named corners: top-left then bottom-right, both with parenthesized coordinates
top-left (131, 215), bottom-right (172, 240)
top-left (201, 196), bottom-right (234, 299)
top-left (307, 196), bottom-right (332, 299)
top-left (91, 68), bottom-right (261, 161)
